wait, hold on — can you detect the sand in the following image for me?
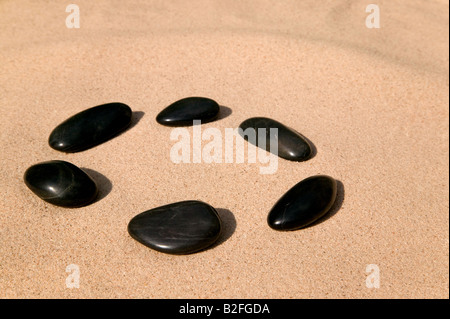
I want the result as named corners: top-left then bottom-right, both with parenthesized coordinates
top-left (0, 0), bottom-right (448, 299)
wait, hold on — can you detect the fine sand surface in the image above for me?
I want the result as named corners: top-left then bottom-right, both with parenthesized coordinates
top-left (0, 0), bottom-right (448, 298)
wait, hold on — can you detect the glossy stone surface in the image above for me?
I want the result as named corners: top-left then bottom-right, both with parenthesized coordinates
top-left (268, 175), bottom-right (337, 231)
top-left (238, 117), bottom-right (312, 161)
top-left (156, 97), bottom-right (220, 126)
top-left (128, 200), bottom-right (222, 255)
top-left (24, 160), bottom-right (98, 208)
top-left (49, 102), bottom-right (132, 152)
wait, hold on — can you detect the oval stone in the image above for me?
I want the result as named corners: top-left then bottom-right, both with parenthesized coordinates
top-left (24, 160), bottom-right (98, 208)
top-left (156, 97), bottom-right (220, 126)
top-left (238, 117), bottom-right (312, 161)
top-left (49, 102), bottom-right (132, 152)
top-left (268, 175), bottom-right (337, 231)
top-left (128, 200), bottom-right (222, 254)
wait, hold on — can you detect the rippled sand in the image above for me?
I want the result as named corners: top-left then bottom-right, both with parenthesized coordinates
top-left (0, 0), bottom-right (448, 298)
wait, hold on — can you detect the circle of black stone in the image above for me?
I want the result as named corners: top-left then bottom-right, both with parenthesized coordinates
top-left (156, 97), bottom-right (220, 126)
top-left (128, 200), bottom-right (222, 255)
top-left (238, 117), bottom-right (313, 162)
top-left (268, 175), bottom-right (337, 231)
top-left (23, 160), bottom-right (98, 208)
top-left (48, 102), bottom-right (132, 153)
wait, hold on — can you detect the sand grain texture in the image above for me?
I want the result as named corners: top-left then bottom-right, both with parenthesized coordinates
top-left (0, 0), bottom-right (448, 298)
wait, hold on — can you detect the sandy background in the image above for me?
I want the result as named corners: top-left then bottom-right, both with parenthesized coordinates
top-left (0, 0), bottom-right (448, 299)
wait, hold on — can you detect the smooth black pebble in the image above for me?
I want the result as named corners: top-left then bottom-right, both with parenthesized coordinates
top-left (268, 175), bottom-right (337, 231)
top-left (49, 102), bottom-right (132, 152)
top-left (128, 200), bottom-right (222, 255)
top-left (24, 160), bottom-right (98, 208)
top-left (239, 117), bottom-right (312, 161)
top-left (156, 97), bottom-right (220, 126)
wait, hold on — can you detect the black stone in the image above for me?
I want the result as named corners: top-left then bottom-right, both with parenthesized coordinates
top-left (49, 102), bottom-right (132, 152)
top-left (128, 200), bottom-right (222, 255)
top-left (156, 97), bottom-right (220, 126)
top-left (268, 175), bottom-right (337, 231)
top-left (24, 160), bottom-right (98, 208)
top-left (238, 117), bottom-right (312, 161)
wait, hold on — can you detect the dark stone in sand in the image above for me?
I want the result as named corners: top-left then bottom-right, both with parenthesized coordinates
top-left (24, 160), bottom-right (98, 208)
top-left (156, 97), bottom-right (220, 126)
top-left (239, 117), bottom-right (312, 161)
top-left (128, 200), bottom-right (222, 254)
top-left (48, 102), bottom-right (132, 152)
top-left (268, 175), bottom-right (337, 231)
